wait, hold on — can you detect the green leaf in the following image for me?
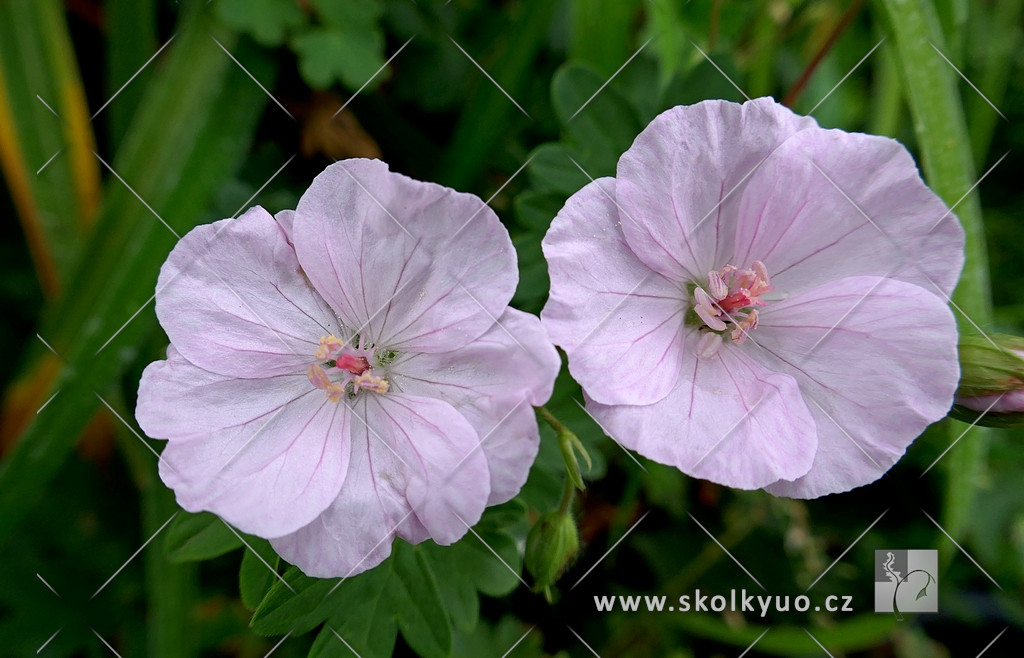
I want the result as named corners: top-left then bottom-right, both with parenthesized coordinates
top-left (105, 0), bottom-right (157, 146)
top-left (0, 0), bottom-right (99, 294)
top-left (915, 583), bottom-right (929, 600)
top-left (514, 190), bottom-right (563, 233)
top-left (0, 4), bottom-right (272, 546)
top-left (253, 542), bottom-right (451, 658)
top-left (309, 0), bottom-right (383, 27)
top-left (438, 0), bottom-right (558, 189)
top-left (527, 143), bottom-right (590, 197)
top-left (315, 542), bottom-right (450, 658)
top-left (164, 512), bottom-right (242, 563)
top-left (551, 62), bottom-right (642, 173)
top-left (240, 537), bottom-right (281, 610)
top-left (292, 26), bottom-right (386, 90)
top-left (214, 0), bottom-right (305, 47)
top-left (251, 567), bottom-right (340, 637)
top-left (452, 616), bottom-right (545, 658)
top-left (568, 0), bottom-right (642, 77)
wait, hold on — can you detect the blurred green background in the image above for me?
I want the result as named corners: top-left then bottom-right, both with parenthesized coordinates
top-left (1, 0), bottom-right (1022, 656)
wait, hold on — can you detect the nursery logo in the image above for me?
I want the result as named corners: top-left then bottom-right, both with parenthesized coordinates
top-left (874, 550), bottom-right (938, 619)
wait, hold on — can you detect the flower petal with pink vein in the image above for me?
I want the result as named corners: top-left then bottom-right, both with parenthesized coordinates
top-left (292, 158), bottom-right (517, 353)
top-left (588, 340), bottom-right (818, 489)
top-left (155, 207), bottom-right (339, 378)
top-left (754, 276), bottom-right (959, 498)
top-left (542, 177), bottom-right (687, 406)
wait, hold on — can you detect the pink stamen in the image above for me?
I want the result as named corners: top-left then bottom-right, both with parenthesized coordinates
top-left (335, 353), bottom-right (370, 375)
top-left (309, 334), bottom-right (389, 401)
top-left (694, 262), bottom-right (773, 344)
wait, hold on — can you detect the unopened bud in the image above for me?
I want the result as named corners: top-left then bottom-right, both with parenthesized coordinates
top-left (525, 511), bottom-right (580, 592)
top-left (952, 333), bottom-right (1024, 426)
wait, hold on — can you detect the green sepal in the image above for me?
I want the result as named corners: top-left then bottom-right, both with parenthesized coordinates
top-left (956, 333), bottom-right (1024, 397)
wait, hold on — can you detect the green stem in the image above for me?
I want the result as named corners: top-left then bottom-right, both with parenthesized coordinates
top-left (109, 391), bottom-right (196, 658)
top-left (557, 464), bottom-right (576, 515)
top-left (877, 0), bottom-right (994, 545)
top-left (536, 405), bottom-right (566, 434)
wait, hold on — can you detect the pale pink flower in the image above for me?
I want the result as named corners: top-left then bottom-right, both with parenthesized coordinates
top-left (137, 159), bottom-right (559, 576)
top-left (542, 98), bottom-right (963, 498)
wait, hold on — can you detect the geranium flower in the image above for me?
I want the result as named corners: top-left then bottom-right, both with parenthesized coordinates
top-left (137, 159), bottom-right (559, 577)
top-left (542, 98), bottom-right (963, 498)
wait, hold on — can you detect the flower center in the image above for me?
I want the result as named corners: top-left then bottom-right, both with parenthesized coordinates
top-left (307, 334), bottom-right (390, 402)
top-left (691, 261), bottom-right (773, 358)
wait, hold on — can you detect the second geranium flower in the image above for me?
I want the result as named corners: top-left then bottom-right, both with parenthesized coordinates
top-left (542, 97), bottom-right (964, 498)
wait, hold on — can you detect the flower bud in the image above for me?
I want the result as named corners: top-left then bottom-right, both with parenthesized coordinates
top-left (525, 511), bottom-right (580, 592)
top-left (952, 333), bottom-right (1024, 427)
